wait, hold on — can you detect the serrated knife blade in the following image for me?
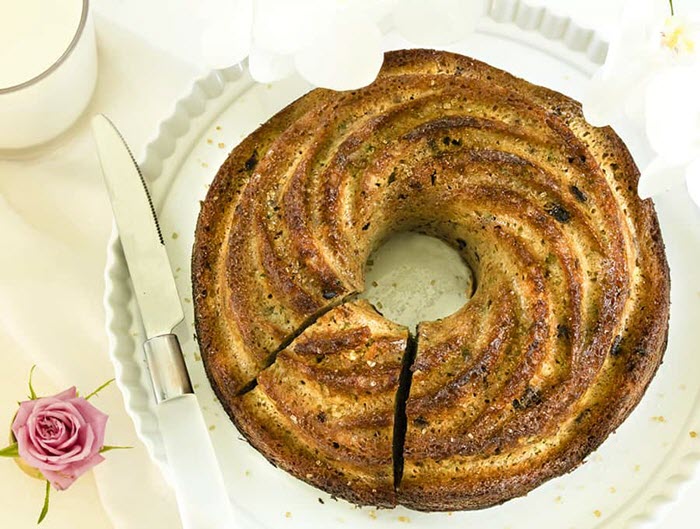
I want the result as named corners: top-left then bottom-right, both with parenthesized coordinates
top-left (92, 114), bottom-right (183, 339)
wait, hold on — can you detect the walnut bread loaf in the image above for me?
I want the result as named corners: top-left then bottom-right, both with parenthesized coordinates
top-left (192, 49), bottom-right (670, 511)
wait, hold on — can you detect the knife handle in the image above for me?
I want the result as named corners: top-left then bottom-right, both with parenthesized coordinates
top-left (145, 334), bottom-right (234, 529)
top-left (156, 394), bottom-right (235, 529)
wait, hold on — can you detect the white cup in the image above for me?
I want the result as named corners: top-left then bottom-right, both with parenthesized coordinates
top-left (0, 0), bottom-right (98, 152)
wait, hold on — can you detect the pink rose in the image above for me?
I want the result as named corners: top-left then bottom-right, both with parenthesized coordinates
top-left (12, 387), bottom-right (108, 490)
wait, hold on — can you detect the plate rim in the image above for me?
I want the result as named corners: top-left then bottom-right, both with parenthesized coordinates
top-left (103, 1), bottom-right (699, 527)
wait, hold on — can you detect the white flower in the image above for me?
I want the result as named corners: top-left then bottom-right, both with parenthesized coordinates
top-left (582, 0), bottom-right (700, 207)
top-left (199, 0), bottom-right (485, 91)
top-left (393, 0), bottom-right (485, 46)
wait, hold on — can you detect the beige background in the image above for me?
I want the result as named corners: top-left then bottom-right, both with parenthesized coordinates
top-left (1, 1), bottom-right (698, 528)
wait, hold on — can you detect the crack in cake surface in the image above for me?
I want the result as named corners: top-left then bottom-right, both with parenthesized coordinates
top-left (234, 292), bottom-right (358, 396)
top-left (392, 332), bottom-right (418, 490)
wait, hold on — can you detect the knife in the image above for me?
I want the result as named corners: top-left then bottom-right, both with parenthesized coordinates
top-left (92, 114), bottom-right (234, 529)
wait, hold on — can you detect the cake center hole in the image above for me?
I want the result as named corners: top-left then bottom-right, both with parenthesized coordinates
top-left (361, 232), bottom-right (474, 330)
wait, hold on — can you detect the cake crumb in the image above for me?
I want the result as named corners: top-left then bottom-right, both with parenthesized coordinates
top-left (398, 516), bottom-right (410, 523)
top-left (285, 512), bottom-right (292, 519)
top-left (201, 162), bottom-right (209, 168)
top-left (218, 142), bottom-right (225, 149)
top-left (609, 486), bottom-right (616, 493)
top-left (172, 232), bottom-right (179, 239)
top-left (207, 138), bottom-right (213, 144)
top-left (651, 416), bottom-right (666, 423)
top-left (244, 470), bottom-right (251, 476)
top-left (216, 125), bottom-right (222, 131)
top-left (208, 425), bottom-right (215, 431)
top-left (368, 510), bottom-right (377, 519)
top-left (634, 464), bottom-right (641, 472)
top-left (554, 496), bottom-right (562, 504)
top-left (690, 431), bottom-right (698, 438)
top-left (318, 498), bottom-right (324, 505)
top-left (183, 297), bottom-right (191, 303)
top-left (594, 510), bottom-right (602, 518)
top-left (194, 352), bottom-right (201, 362)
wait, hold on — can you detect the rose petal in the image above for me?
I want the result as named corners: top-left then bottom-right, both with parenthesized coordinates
top-left (40, 408), bottom-right (81, 434)
top-left (69, 398), bottom-right (108, 447)
top-left (15, 426), bottom-right (44, 467)
top-left (42, 468), bottom-right (76, 492)
top-left (17, 424), bottom-right (79, 471)
top-left (39, 422), bottom-right (76, 456)
top-left (42, 453), bottom-right (105, 491)
top-left (37, 417), bottom-right (65, 441)
top-left (26, 442), bottom-right (82, 469)
top-left (46, 400), bottom-right (88, 425)
top-left (35, 417), bottom-right (67, 450)
top-left (53, 387), bottom-right (78, 401)
top-left (12, 400), bottom-right (38, 435)
top-left (295, 13), bottom-right (383, 90)
top-left (393, 0), bottom-right (486, 46)
top-left (55, 423), bottom-right (80, 451)
top-left (33, 406), bottom-right (85, 451)
top-left (58, 427), bottom-right (97, 464)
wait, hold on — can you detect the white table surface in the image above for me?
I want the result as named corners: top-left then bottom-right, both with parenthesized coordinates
top-left (1, 1), bottom-right (698, 528)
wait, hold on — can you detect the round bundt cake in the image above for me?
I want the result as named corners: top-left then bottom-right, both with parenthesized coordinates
top-left (192, 49), bottom-right (670, 511)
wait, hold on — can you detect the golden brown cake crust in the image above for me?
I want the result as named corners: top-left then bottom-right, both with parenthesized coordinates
top-left (192, 49), bottom-right (670, 511)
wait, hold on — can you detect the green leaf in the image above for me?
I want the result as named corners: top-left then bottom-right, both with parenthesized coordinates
top-left (28, 365), bottom-right (37, 400)
top-left (99, 445), bottom-right (132, 453)
top-left (0, 442), bottom-right (19, 458)
top-left (37, 480), bottom-right (50, 525)
top-left (85, 378), bottom-right (115, 400)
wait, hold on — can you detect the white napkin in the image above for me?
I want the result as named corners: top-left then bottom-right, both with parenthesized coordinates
top-left (0, 12), bottom-right (198, 529)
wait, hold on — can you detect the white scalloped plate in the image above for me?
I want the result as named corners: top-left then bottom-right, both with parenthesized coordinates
top-left (104, 1), bottom-right (700, 528)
